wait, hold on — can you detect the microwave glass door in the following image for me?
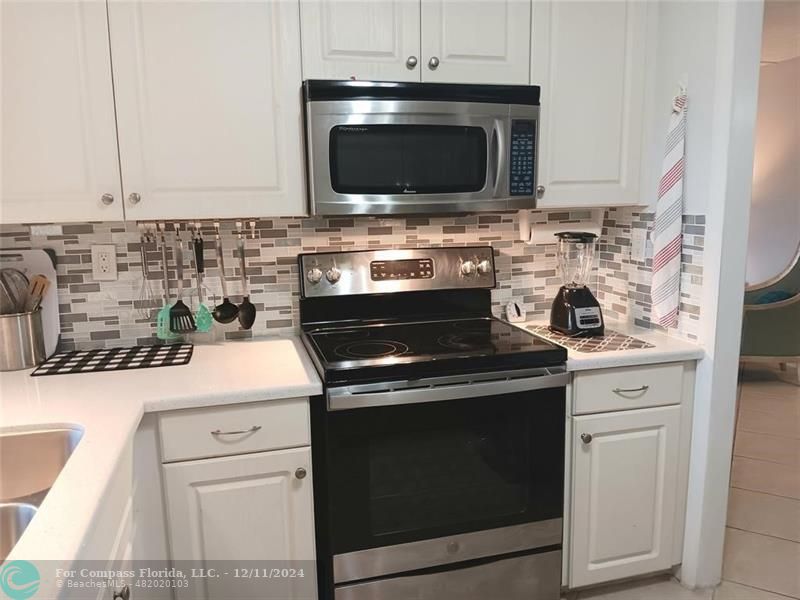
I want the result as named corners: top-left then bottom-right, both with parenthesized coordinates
top-left (321, 387), bottom-right (565, 555)
top-left (329, 125), bottom-right (487, 195)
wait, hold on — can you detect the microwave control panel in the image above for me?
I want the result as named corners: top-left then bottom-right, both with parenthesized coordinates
top-left (509, 120), bottom-right (535, 196)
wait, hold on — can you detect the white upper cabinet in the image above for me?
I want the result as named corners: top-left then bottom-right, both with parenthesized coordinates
top-left (0, 1), bottom-right (123, 223)
top-left (108, 0), bottom-right (307, 220)
top-left (570, 406), bottom-right (681, 588)
top-left (300, 0), bottom-right (422, 82)
top-left (532, 1), bottom-right (652, 208)
top-left (420, 0), bottom-right (531, 84)
top-left (299, 0), bottom-right (531, 85)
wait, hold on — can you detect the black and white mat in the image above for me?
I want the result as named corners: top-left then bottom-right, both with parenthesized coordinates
top-left (31, 343), bottom-right (193, 376)
top-left (527, 325), bottom-right (655, 353)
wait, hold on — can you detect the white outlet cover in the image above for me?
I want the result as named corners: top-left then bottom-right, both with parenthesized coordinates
top-left (91, 244), bottom-right (118, 281)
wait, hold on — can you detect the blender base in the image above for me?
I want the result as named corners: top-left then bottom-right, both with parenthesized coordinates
top-left (549, 286), bottom-right (605, 337)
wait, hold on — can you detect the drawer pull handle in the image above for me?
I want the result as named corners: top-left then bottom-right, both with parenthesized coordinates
top-left (580, 433), bottom-right (593, 444)
top-left (612, 385), bottom-right (650, 394)
top-left (210, 425), bottom-right (262, 436)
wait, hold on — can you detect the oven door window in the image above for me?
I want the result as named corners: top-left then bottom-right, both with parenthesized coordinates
top-left (323, 388), bottom-right (564, 554)
top-left (329, 125), bottom-right (487, 195)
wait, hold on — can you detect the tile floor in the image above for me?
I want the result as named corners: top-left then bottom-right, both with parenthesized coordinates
top-left (721, 365), bottom-right (800, 600)
top-left (564, 365), bottom-right (799, 600)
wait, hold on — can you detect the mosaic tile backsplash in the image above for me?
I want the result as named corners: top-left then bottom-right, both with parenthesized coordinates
top-left (0, 208), bottom-right (704, 350)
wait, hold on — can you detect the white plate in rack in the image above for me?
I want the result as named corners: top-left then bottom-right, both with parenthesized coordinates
top-left (0, 249), bottom-right (60, 357)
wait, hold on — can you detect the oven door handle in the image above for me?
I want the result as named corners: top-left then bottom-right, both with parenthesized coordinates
top-left (327, 371), bottom-right (569, 411)
top-left (492, 118), bottom-right (506, 198)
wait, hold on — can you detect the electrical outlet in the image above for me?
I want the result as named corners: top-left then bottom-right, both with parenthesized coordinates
top-left (91, 245), bottom-right (118, 281)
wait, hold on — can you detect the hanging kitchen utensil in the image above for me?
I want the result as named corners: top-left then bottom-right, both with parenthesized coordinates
top-left (0, 277), bottom-right (16, 314)
top-left (156, 224), bottom-right (178, 341)
top-left (237, 231), bottom-right (256, 330)
top-left (192, 231), bottom-right (213, 332)
top-left (212, 230), bottom-right (239, 324)
top-left (169, 227), bottom-right (196, 333)
top-left (137, 224), bottom-right (156, 320)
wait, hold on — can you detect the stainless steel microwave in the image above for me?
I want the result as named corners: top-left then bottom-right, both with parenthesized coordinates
top-left (303, 80), bottom-right (541, 216)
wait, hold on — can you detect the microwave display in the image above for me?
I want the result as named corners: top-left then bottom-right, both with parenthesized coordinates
top-left (510, 120), bottom-right (536, 196)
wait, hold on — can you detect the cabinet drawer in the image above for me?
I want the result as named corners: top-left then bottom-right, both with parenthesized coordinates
top-left (573, 363), bottom-right (684, 415)
top-left (159, 398), bottom-right (310, 463)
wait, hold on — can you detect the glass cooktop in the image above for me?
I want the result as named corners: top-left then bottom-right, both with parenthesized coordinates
top-left (305, 317), bottom-right (561, 368)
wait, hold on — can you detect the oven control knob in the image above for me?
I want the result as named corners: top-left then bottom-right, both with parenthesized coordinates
top-left (326, 266), bottom-right (342, 284)
top-left (307, 267), bottom-right (323, 284)
top-left (477, 259), bottom-right (492, 275)
top-left (460, 260), bottom-right (476, 276)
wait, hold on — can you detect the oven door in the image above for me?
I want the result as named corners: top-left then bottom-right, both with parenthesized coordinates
top-left (305, 99), bottom-right (538, 215)
top-left (314, 370), bottom-right (566, 585)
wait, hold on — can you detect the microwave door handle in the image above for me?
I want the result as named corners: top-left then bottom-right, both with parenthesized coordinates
top-left (492, 119), bottom-right (506, 198)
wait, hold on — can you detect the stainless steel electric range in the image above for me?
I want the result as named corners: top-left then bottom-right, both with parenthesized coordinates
top-left (299, 247), bottom-right (568, 600)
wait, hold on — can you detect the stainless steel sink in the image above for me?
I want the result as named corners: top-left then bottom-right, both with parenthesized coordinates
top-left (0, 427), bottom-right (83, 505)
top-left (0, 503), bottom-right (37, 562)
top-left (0, 427), bottom-right (83, 560)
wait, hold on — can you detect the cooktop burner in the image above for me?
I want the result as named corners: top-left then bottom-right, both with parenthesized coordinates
top-left (334, 340), bottom-right (410, 359)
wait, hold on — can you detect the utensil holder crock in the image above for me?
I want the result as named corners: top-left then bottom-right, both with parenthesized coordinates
top-left (0, 308), bottom-right (46, 371)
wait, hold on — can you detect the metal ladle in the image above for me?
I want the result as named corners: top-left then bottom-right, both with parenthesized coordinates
top-left (236, 232), bottom-right (256, 330)
top-left (212, 232), bottom-right (239, 324)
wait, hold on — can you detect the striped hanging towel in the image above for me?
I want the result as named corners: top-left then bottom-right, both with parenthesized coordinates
top-left (651, 90), bottom-right (687, 328)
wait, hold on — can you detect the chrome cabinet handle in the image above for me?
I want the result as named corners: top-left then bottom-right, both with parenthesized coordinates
top-left (580, 433), bottom-right (593, 444)
top-left (101, 193), bottom-right (115, 205)
top-left (406, 55), bottom-right (418, 69)
top-left (295, 467), bottom-right (307, 480)
top-left (612, 385), bottom-right (650, 394)
top-left (428, 56), bottom-right (440, 70)
top-left (536, 185), bottom-right (546, 199)
top-left (210, 425), bottom-right (262, 436)
top-left (128, 192), bottom-right (141, 205)
top-left (113, 585), bottom-right (130, 600)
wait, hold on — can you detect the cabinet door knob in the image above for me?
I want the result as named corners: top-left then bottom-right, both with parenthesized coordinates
top-left (536, 185), bottom-right (546, 199)
top-left (428, 56), bottom-right (440, 70)
top-left (295, 467), bottom-right (307, 480)
top-left (113, 585), bottom-right (130, 600)
top-left (406, 55), bottom-right (418, 69)
top-left (128, 192), bottom-right (141, 205)
top-left (101, 193), bottom-right (115, 205)
top-left (580, 433), bottom-right (593, 444)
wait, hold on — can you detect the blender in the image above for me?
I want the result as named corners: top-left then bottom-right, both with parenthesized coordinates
top-left (549, 231), bottom-right (604, 336)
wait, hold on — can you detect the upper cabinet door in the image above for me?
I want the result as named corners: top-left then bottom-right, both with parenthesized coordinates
top-left (300, 0), bottom-right (421, 82)
top-left (532, 1), bottom-right (652, 208)
top-left (1, 1), bottom-right (123, 224)
top-left (108, 0), bottom-right (306, 220)
top-left (420, 0), bottom-right (531, 84)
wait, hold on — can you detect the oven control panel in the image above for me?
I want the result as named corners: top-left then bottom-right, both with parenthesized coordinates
top-left (509, 119), bottom-right (535, 196)
top-left (299, 247), bottom-right (496, 297)
top-left (371, 259), bottom-right (434, 281)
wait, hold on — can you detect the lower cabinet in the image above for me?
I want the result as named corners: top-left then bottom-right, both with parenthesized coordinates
top-left (163, 446), bottom-right (317, 600)
top-left (570, 405), bottom-right (681, 588)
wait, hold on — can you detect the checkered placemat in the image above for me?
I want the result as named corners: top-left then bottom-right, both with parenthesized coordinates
top-left (527, 326), bottom-right (655, 353)
top-left (31, 343), bottom-right (193, 376)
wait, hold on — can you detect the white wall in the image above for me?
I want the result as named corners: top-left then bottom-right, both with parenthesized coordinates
top-left (746, 57), bottom-right (800, 285)
top-left (642, 1), bottom-right (720, 214)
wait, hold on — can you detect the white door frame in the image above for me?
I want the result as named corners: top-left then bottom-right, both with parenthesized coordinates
top-left (678, 0), bottom-right (764, 589)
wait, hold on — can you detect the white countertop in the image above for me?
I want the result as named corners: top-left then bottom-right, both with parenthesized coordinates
top-left (509, 317), bottom-right (704, 371)
top-left (0, 336), bottom-right (322, 564)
